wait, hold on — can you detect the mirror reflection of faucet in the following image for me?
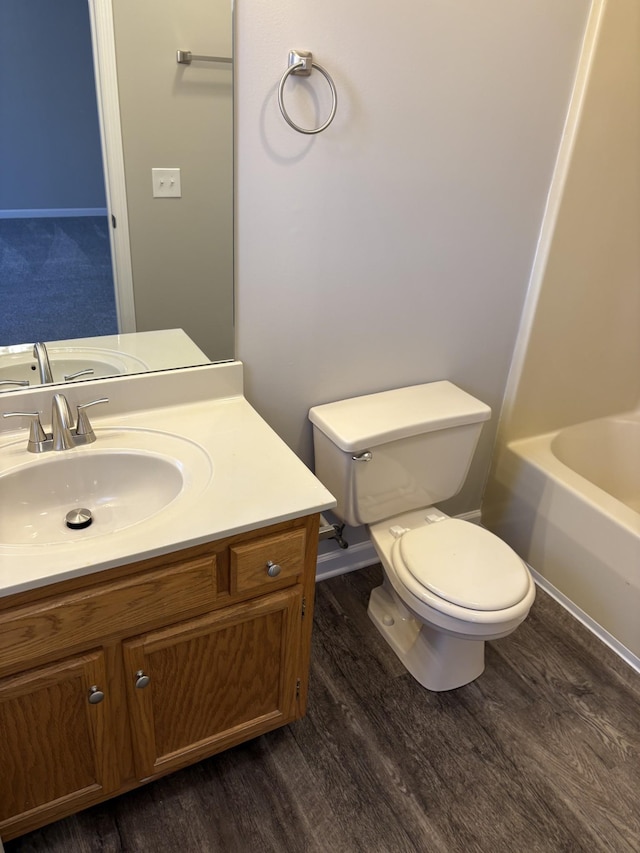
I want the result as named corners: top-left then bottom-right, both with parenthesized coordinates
top-left (33, 342), bottom-right (95, 384)
top-left (2, 394), bottom-right (109, 453)
top-left (0, 380), bottom-right (30, 389)
top-left (33, 342), bottom-right (54, 384)
top-left (0, 344), bottom-right (95, 390)
top-left (0, 342), bottom-right (55, 388)
top-left (63, 368), bottom-right (95, 381)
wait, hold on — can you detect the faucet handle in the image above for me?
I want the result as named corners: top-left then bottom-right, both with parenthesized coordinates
top-left (75, 397), bottom-right (109, 438)
top-left (64, 368), bottom-right (95, 382)
top-left (3, 411), bottom-right (48, 452)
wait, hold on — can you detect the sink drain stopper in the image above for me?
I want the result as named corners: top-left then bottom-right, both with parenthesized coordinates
top-left (65, 508), bottom-right (93, 530)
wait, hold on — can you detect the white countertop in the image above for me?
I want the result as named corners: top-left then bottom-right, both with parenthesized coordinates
top-left (0, 361), bottom-right (335, 597)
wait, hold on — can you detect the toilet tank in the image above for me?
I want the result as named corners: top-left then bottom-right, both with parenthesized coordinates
top-left (309, 382), bottom-right (491, 527)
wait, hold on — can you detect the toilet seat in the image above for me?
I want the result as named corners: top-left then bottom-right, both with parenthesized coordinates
top-left (394, 519), bottom-right (530, 611)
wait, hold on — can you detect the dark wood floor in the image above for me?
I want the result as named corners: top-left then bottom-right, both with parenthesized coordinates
top-left (6, 565), bottom-right (640, 853)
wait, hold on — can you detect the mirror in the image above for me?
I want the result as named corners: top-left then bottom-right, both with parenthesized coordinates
top-left (0, 0), bottom-right (234, 390)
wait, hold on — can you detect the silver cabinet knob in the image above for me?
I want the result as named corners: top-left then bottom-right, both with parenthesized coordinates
top-left (135, 670), bottom-right (151, 689)
top-left (88, 685), bottom-right (105, 704)
top-left (266, 560), bottom-right (282, 577)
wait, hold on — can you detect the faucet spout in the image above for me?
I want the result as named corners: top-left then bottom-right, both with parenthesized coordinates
top-left (33, 342), bottom-right (54, 384)
top-left (5, 394), bottom-right (109, 453)
top-left (51, 394), bottom-right (75, 450)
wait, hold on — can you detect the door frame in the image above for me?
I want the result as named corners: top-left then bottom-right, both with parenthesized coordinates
top-left (87, 0), bottom-right (136, 332)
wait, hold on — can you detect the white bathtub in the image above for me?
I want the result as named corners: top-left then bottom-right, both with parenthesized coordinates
top-left (486, 411), bottom-right (640, 668)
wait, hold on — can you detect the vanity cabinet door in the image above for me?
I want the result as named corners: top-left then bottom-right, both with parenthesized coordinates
top-left (0, 650), bottom-right (120, 839)
top-left (122, 587), bottom-right (303, 781)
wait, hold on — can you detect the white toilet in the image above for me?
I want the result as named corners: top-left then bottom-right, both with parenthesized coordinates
top-left (309, 381), bottom-right (535, 692)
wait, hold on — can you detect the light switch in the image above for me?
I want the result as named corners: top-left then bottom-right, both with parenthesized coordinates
top-left (152, 168), bottom-right (181, 198)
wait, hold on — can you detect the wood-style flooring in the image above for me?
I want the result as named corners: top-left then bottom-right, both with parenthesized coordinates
top-left (6, 565), bottom-right (640, 853)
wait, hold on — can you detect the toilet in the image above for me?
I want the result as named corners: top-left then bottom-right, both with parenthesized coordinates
top-left (309, 381), bottom-right (535, 692)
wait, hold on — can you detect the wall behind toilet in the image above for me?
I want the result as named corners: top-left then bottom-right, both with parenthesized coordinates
top-left (235, 0), bottom-right (591, 536)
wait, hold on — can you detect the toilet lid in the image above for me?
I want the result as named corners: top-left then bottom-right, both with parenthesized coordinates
top-left (395, 519), bottom-right (530, 611)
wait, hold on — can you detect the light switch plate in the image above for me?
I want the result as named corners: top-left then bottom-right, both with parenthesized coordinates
top-left (152, 168), bottom-right (181, 198)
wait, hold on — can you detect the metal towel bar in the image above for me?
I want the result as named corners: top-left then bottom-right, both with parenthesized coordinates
top-left (176, 50), bottom-right (232, 65)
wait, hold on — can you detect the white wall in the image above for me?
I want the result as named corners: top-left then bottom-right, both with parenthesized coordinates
top-left (235, 0), bottom-right (591, 533)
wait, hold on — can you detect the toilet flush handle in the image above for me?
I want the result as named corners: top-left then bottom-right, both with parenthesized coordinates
top-left (352, 451), bottom-right (372, 462)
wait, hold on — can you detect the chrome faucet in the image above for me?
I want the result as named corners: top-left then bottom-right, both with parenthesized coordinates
top-left (3, 394), bottom-right (109, 453)
top-left (51, 393), bottom-right (76, 450)
top-left (33, 342), bottom-right (54, 384)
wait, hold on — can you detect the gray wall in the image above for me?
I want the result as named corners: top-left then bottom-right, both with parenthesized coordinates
top-left (2, 1), bottom-right (598, 553)
top-left (235, 0), bottom-right (592, 546)
top-left (112, 0), bottom-right (234, 362)
top-left (0, 0), bottom-right (105, 212)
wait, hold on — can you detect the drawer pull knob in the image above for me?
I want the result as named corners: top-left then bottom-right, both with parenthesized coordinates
top-left (135, 670), bottom-right (151, 689)
top-left (88, 685), bottom-right (105, 704)
top-left (266, 560), bottom-right (282, 577)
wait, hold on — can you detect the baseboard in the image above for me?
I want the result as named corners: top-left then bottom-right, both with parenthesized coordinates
top-left (0, 208), bottom-right (108, 219)
top-left (315, 509), bottom-right (483, 582)
top-left (315, 539), bottom-right (379, 581)
top-left (529, 567), bottom-right (640, 676)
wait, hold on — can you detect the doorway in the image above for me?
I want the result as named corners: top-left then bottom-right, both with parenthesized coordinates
top-left (0, 0), bottom-right (134, 346)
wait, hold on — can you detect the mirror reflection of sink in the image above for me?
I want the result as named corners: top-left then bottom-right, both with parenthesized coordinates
top-left (0, 347), bottom-right (150, 388)
top-left (0, 430), bottom-right (213, 546)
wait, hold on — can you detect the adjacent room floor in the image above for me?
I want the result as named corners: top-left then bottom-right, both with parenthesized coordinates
top-left (6, 565), bottom-right (640, 852)
top-left (0, 217), bottom-right (117, 346)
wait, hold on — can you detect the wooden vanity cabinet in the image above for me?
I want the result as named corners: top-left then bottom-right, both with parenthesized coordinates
top-left (123, 586), bottom-right (302, 780)
top-left (0, 650), bottom-right (122, 831)
top-left (0, 514), bottom-right (319, 841)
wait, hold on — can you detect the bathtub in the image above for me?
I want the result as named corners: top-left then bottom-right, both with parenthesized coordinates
top-left (485, 411), bottom-right (640, 669)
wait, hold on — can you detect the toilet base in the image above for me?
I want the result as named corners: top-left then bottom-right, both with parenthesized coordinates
top-left (368, 583), bottom-right (485, 691)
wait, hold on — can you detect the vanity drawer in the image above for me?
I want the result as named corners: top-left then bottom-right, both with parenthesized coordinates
top-left (230, 529), bottom-right (306, 595)
top-left (0, 555), bottom-right (218, 673)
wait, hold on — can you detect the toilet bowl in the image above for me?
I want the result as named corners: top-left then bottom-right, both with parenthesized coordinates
top-left (367, 507), bottom-right (535, 690)
top-left (309, 381), bottom-right (536, 691)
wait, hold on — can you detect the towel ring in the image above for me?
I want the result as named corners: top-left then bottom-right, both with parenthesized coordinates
top-left (278, 50), bottom-right (337, 135)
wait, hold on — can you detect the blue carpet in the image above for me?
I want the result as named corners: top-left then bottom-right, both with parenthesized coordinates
top-left (0, 216), bottom-right (118, 346)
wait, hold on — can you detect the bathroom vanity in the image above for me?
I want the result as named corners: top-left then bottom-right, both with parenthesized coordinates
top-left (0, 362), bottom-right (334, 840)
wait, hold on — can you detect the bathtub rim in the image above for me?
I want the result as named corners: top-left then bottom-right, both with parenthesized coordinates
top-left (485, 420), bottom-right (640, 675)
top-left (508, 426), bottom-right (640, 537)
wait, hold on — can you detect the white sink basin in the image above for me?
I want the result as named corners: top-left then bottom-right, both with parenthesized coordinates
top-left (0, 360), bottom-right (336, 597)
top-left (0, 347), bottom-right (150, 388)
top-left (0, 429), bottom-right (212, 546)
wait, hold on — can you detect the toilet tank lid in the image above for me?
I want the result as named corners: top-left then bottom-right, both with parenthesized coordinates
top-left (308, 381), bottom-right (491, 452)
